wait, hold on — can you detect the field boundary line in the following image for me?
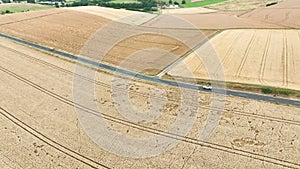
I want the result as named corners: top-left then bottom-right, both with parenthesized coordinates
top-left (138, 13), bottom-right (160, 26)
top-left (0, 10), bottom-right (68, 26)
top-left (156, 30), bottom-right (222, 77)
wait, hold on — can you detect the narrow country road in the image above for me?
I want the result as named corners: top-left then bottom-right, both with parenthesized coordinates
top-left (1, 33), bottom-right (299, 107)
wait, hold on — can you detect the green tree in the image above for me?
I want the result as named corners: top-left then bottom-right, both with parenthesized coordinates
top-left (27, 0), bottom-right (36, 3)
top-left (181, 0), bottom-right (185, 4)
top-left (80, 0), bottom-right (88, 5)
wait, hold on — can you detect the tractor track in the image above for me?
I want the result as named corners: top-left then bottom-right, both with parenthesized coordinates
top-left (282, 31), bottom-right (289, 87)
top-left (0, 48), bottom-right (300, 168)
top-left (1, 19), bottom-right (198, 57)
top-left (213, 30), bottom-right (240, 78)
top-left (1, 43), bottom-right (300, 126)
top-left (236, 30), bottom-right (256, 77)
top-left (0, 10), bottom-right (69, 26)
top-left (287, 31), bottom-right (295, 83)
top-left (0, 107), bottom-right (110, 169)
top-left (259, 31), bottom-right (271, 84)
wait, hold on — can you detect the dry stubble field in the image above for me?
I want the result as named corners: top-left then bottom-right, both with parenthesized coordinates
top-left (0, 9), bottom-right (110, 54)
top-left (168, 29), bottom-right (300, 90)
top-left (0, 37), bottom-right (300, 168)
top-left (1, 2), bottom-right (300, 168)
top-left (0, 8), bottom-right (215, 75)
top-left (150, 0), bottom-right (299, 30)
top-left (206, 0), bottom-right (286, 11)
top-left (66, 6), bottom-right (156, 25)
top-left (145, 12), bottom-right (283, 29)
top-left (241, 0), bottom-right (300, 28)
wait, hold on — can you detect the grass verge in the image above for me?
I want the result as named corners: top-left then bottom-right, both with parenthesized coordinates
top-left (163, 73), bottom-right (300, 98)
top-left (0, 6), bottom-right (52, 15)
top-left (109, 0), bottom-right (141, 4)
top-left (182, 0), bottom-right (227, 8)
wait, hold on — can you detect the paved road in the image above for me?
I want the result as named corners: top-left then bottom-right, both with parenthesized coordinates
top-left (1, 33), bottom-right (299, 107)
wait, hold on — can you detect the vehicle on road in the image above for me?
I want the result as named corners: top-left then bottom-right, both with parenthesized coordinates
top-left (202, 85), bottom-right (212, 90)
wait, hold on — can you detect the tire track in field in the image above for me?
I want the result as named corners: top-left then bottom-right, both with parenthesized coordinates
top-left (0, 107), bottom-right (110, 169)
top-left (213, 31), bottom-right (240, 79)
top-left (236, 31), bottom-right (256, 77)
top-left (259, 31), bottom-right (271, 84)
top-left (0, 43), bottom-right (300, 168)
top-left (194, 30), bottom-right (234, 76)
top-left (0, 10), bottom-right (68, 26)
top-left (1, 43), bottom-right (300, 126)
top-left (282, 31), bottom-right (289, 87)
top-left (287, 31), bottom-right (294, 84)
top-left (0, 66), bottom-right (300, 169)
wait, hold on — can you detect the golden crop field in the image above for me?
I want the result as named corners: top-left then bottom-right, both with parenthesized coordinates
top-left (168, 29), bottom-right (300, 90)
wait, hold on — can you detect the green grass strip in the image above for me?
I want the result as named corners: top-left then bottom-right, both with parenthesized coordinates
top-left (183, 0), bottom-right (227, 8)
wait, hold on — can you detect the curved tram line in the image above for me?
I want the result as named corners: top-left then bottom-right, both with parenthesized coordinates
top-left (236, 31), bottom-right (257, 77)
top-left (282, 31), bottom-right (289, 87)
top-left (0, 106), bottom-right (110, 169)
top-left (0, 54), bottom-right (299, 168)
top-left (259, 31), bottom-right (271, 84)
top-left (1, 33), bottom-right (300, 107)
top-left (1, 44), bottom-right (300, 126)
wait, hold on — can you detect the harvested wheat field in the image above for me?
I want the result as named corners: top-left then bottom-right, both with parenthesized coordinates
top-left (0, 9), bottom-right (216, 75)
top-left (0, 8), bottom-right (63, 25)
top-left (0, 9), bottom-right (110, 54)
top-left (161, 7), bottom-right (216, 14)
top-left (206, 0), bottom-right (286, 11)
top-left (83, 24), bottom-right (215, 74)
top-left (0, 37), bottom-right (300, 168)
top-left (242, 0), bottom-right (300, 28)
top-left (168, 29), bottom-right (300, 90)
top-left (145, 12), bottom-right (283, 29)
top-left (102, 33), bottom-right (190, 75)
top-left (66, 15), bottom-right (216, 75)
top-left (66, 6), bottom-right (156, 25)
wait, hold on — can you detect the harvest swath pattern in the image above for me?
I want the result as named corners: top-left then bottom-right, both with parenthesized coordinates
top-left (169, 29), bottom-right (300, 90)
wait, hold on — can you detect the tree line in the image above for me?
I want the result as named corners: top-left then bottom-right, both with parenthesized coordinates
top-left (67, 0), bottom-right (157, 11)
